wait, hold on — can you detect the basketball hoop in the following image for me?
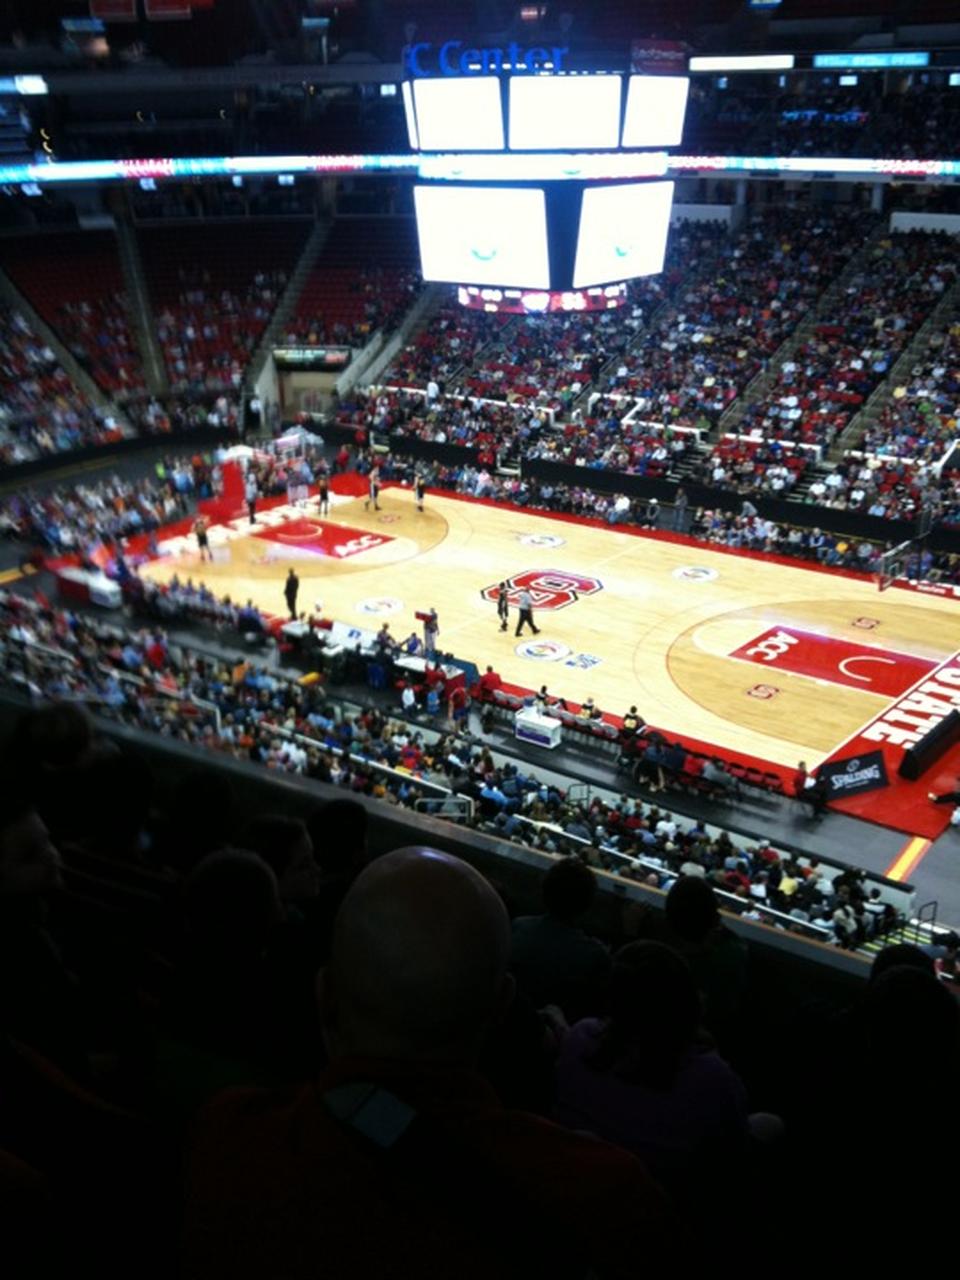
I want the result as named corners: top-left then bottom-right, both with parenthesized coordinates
top-left (876, 538), bottom-right (916, 593)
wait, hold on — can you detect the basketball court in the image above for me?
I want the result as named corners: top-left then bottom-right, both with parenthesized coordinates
top-left (127, 474), bottom-right (960, 845)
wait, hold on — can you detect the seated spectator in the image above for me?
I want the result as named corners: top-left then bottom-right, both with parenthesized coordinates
top-left (0, 793), bottom-right (89, 1077)
top-left (477, 665), bottom-right (502, 699)
top-left (700, 758), bottom-right (736, 796)
top-left (870, 942), bottom-right (936, 982)
top-left (621, 706), bottom-right (645, 739)
top-left (662, 877), bottom-right (747, 1038)
top-left (183, 847), bottom-right (676, 1279)
top-left (240, 815), bottom-right (320, 910)
top-left (153, 849), bottom-right (326, 1101)
top-left (554, 941), bottom-right (750, 1201)
top-left (400, 682), bottom-right (418, 715)
top-left (510, 857), bottom-right (611, 1020)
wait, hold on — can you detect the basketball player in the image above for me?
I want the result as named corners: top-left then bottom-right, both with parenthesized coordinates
top-left (285, 568), bottom-right (300, 621)
top-left (515, 588), bottom-right (540, 637)
top-left (194, 515), bottom-right (212, 563)
top-left (364, 463), bottom-right (381, 512)
top-left (317, 472), bottom-right (330, 517)
top-left (496, 581), bottom-right (509, 632)
top-left (245, 471), bottom-right (258, 525)
top-left (414, 471), bottom-right (426, 513)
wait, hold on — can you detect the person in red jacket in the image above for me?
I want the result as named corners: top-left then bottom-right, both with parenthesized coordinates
top-left (477, 665), bottom-right (502, 700)
top-left (448, 682), bottom-right (469, 728)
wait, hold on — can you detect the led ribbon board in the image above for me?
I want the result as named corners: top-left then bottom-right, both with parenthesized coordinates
top-left (4, 153), bottom-right (960, 188)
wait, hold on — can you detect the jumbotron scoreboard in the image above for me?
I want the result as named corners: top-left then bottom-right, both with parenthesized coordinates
top-left (402, 52), bottom-right (689, 313)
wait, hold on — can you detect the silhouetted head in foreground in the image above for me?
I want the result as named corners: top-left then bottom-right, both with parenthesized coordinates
top-left (320, 846), bottom-right (513, 1067)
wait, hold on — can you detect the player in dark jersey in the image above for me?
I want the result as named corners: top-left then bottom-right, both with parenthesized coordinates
top-left (364, 464), bottom-right (381, 512)
top-left (194, 516), bottom-right (212, 563)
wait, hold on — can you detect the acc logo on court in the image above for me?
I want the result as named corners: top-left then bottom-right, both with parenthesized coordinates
top-left (482, 569), bottom-right (603, 612)
top-left (515, 640), bottom-right (572, 662)
top-left (673, 566), bottom-right (719, 583)
top-left (518, 532), bottom-right (566, 549)
top-left (853, 617), bottom-right (879, 630)
top-left (356, 597), bottom-right (403, 616)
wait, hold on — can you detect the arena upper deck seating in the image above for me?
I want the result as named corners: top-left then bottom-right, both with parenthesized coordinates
top-left (286, 217), bottom-right (421, 350)
top-left (0, 231), bottom-right (145, 395)
top-left (138, 219), bottom-right (311, 390)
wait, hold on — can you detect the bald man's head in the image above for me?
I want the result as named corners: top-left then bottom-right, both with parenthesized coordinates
top-left (320, 847), bottom-right (513, 1066)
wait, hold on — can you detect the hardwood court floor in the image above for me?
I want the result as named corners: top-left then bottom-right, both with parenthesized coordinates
top-left (140, 487), bottom-right (960, 770)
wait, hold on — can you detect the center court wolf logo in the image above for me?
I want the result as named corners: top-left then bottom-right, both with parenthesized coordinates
top-left (481, 569), bottom-right (603, 611)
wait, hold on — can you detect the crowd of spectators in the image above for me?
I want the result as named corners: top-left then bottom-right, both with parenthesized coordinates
top-left (690, 435), bottom-right (811, 497)
top-left (58, 297), bottom-right (146, 398)
top-left (125, 394), bottom-right (241, 439)
top-left (525, 410), bottom-right (693, 477)
top-left (681, 78), bottom-right (768, 153)
top-left (6, 141), bottom-right (960, 1278)
top-left (375, 450), bottom-right (891, 573)
top-left (380, 221), bottom-right (699, 407)
top-left (0, 303), bottom-right (126, 465)
top-left (0, 664), bottom-right (955, 1273)
top-left (129, 574), bottom-right (269, 638)
top-left (802, 455), bottom-right (948, 524)
top-left (605, 209), bottom-right (869, 434)
top-left (0, 584), bottom-right (905, 959)
top-left (461, 306), bottom-right (642, 413)
top-left (156, 270), bottom-right (288, 392)
top-left (733, 230), bottom-right (958, 454)
top-left (338, 386), bottom-right (542, 469)
top-left (0, 451), bottom-right (217, 556)
top-left (860, 315), bottom-right (960, 462)
top-left (756, 81), bottom-right (960, 161)
top-left (285, 266), bottom-right (422, 351)
top-left (448, 232), bottom-right (709, 412)
top-left (383, 304), bottom-right (514, 388)
top-left (679, 77), bottom-right (960, 161)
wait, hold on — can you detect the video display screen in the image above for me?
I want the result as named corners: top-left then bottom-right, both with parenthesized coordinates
top-left (573, 181), bottom-right (674, 288)
top-left (622, 75), bottom-right (690, 148)
top-left (508, 74), bottom-right (622, 150)
top-left (412, 77), bottom-right (504, 151)
top-left (414, 184), bottom-right (550, 288)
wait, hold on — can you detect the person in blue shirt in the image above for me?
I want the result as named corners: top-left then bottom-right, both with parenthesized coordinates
top-left (121, 642), bottom-right (142, 670)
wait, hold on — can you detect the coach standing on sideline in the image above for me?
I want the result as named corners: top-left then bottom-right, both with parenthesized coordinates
top-left (285, 568), bottom-right (300, 621)
top-left (515, 588), bottom-right (540, 637)
top-left (424, 607), bottom-right (439, 658)
top-left (673, 485), bottom-right (689, 533)
top-left (497, 582), bottom-right (510, 632)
